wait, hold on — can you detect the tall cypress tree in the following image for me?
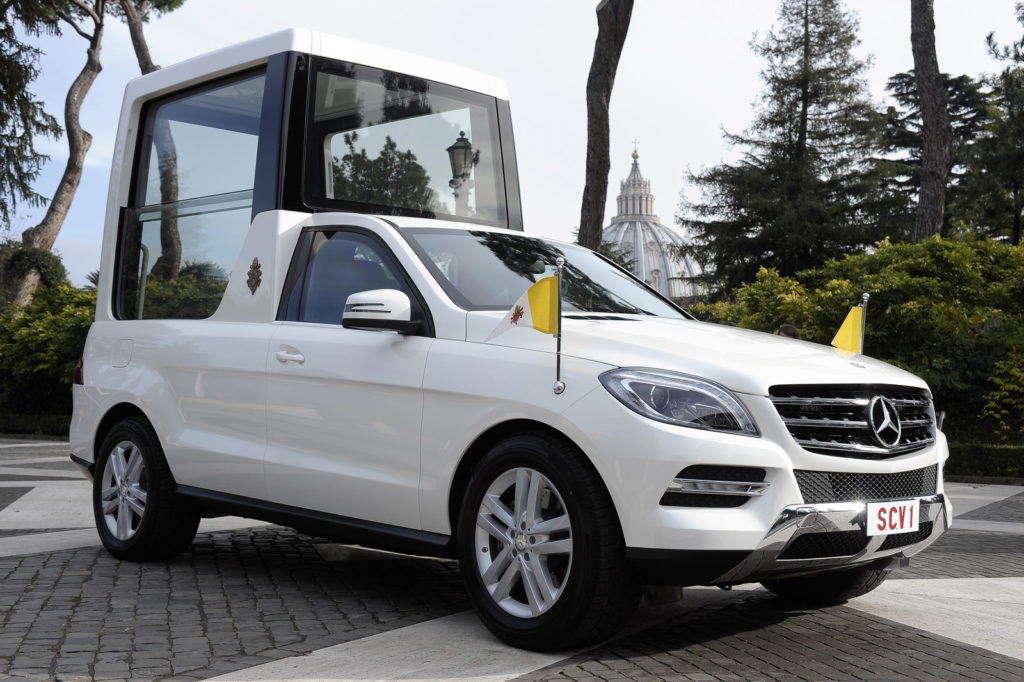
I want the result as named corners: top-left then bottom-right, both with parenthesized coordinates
top-left (679, 0), bottom-right (889, 291)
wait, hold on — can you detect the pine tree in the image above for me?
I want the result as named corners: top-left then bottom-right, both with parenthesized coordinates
top-left (956, 5), bottom-right (1024, 246)
top-left (882, 71), bottom-right (989, 238)
top-left (0, 2), bottom-right (62, 229)
top-left (679, 0), bottom-right (889, 291)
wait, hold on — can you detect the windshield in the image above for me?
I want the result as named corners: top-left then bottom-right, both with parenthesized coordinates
top-left (402, 228), bottom-right (688, 318)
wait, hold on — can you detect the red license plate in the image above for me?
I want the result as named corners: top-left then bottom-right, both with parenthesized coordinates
top-left (866, 500), bottom-right (921, 537)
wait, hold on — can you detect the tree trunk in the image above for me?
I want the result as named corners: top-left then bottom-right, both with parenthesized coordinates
top-left (910, 0), bottom-right (952, 243)
top-left (16, 4), bottom-right (104, 305)
top-left (578, 0), bottom-right (633, 251)
top-left (118, 0), bottom-right (182, 278)
top-left (118, 0), bottom-right (156, 73)
top-left (1013, 184), bottom-right (1022, 246)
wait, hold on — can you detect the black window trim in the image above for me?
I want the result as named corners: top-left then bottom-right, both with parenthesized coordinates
top-left (276, 225), bottom-right (436, 338)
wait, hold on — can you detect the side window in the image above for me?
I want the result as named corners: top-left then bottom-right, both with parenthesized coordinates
top-left (116, 71), bottom-right (266, 319)
top-left (305, 58), bottom-right (507, 227)
top-left (295, 231), bottom-right (410, 325)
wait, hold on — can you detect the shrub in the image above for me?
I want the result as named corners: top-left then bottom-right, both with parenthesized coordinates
top-left (946, 442), bottom-right (1024, 479)
top-left (691, 237), bottom-right (1024, 443)
top-left (0, 283), bottom-right (96, 415)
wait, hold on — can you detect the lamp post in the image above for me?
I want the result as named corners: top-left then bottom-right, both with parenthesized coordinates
top-left (446, 131), bottom-right (474, 216)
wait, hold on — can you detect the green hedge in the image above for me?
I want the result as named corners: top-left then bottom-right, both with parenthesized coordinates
top-left (946, 442), bottom-right (1024, 479)
top-left (0, 413), bottom-right (71, 438)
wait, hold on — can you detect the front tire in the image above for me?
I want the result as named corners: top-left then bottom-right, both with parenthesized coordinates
top-left (761, 564), bottom-right (890, 606)
top-left (93, 417), bottom-right (199, 561)
top-left (457, 433), bottom-right (639, 651)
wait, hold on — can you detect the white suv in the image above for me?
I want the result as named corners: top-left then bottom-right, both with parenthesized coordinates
top-left (70, 30), bottom-right (950, 651)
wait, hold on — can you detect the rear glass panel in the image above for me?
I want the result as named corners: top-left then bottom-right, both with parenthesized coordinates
top-left (401, 228), bottom-right (687, 318)
top-left (304, 57), bottom-right (507, 227)
top-left (117, 71), bottom-right (265, 320)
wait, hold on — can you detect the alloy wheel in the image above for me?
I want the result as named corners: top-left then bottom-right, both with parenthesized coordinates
top-left (473, 467), bottom-right (573, 618)
top-left (99, 440), bottom-right (148, 540)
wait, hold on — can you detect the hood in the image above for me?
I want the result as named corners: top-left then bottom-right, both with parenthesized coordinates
top-left (467, 313), bottom-right (928, 396)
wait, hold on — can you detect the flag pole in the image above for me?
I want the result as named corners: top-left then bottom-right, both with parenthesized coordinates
top-left (860, 292), bottom-right (869, 354)
top-left (553, 257), bottom-right (565, 395)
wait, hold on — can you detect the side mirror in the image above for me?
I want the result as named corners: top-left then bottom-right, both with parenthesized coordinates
top-left (342, 289), bottom-right (421, 334)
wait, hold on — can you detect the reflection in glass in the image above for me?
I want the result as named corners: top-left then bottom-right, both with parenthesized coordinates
top-left (308, 59), bottom-right (506, 225)
top-left (118, 72), bottom-right (266, 320)
top-left (401, 228), bottom-right (686, 318)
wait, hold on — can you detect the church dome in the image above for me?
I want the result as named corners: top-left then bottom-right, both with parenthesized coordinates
top-left (601, 151), bottom-right (704, 304)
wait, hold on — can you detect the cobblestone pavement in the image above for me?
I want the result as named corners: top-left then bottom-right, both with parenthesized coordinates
top-left (960, 491), bottom-right (1024, 523)
top-left (0, 528), bottom-right (467, 680)
top-left (1, 438), bottom-right (1022, 681)
top-left (516, 591), bottom-right (1024, 682)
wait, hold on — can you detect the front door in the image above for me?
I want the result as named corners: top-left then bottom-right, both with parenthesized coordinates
top-left (264, 229), bottom-right (431, 529)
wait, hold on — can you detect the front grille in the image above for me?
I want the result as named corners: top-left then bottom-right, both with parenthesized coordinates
top-left (777, 520), bottom-right (935, 560)
top-left (880, 521), bottom-right (934, 550)
top-left (795, 465), bottom-right (938, 504)
top-left (770, 384), bottom-right (936, 459)
top-left (779, 530), bottom-right (866, 559)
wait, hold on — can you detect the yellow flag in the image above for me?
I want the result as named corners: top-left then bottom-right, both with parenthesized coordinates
top-left (485, 276), bottom-right (559, 341)
top-left (831, 305), bottom-right (863, 354)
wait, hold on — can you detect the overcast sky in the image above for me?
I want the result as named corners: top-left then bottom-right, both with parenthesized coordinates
top-left (13, 0), bottom-right (1023, 286)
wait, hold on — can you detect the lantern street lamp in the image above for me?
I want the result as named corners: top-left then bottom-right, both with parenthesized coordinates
top-left (446, 131), bottom-right (474, 216)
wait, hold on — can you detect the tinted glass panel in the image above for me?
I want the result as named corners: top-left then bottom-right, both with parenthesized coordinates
top-left (136, 75), bottom-right (265, 204)
top-left (305, 58), bottom-right (507, 226)
top-left (402, 229), bottom-right (687, 318)
top-left (298, 232), bottom-right (409, 325)
top-left (117, 72), bottom-right (265, 320)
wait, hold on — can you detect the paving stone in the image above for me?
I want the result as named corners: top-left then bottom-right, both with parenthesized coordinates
top-left (514, 585), bottom-right (1024, 682)
top-left (893, 528), bottom-right (1024, 580)
top-left (0, 525), bottom-right (468, 681)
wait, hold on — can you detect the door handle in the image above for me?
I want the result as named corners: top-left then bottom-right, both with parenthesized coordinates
top-left (275, 346), bottom-right (305, 364)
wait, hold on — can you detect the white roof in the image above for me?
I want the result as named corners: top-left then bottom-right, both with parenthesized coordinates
top-left (122, 29), bottom-right (509, 106)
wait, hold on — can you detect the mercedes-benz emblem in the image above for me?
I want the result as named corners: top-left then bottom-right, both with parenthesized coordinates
top-left (867, 396), bottom-right (902, 448)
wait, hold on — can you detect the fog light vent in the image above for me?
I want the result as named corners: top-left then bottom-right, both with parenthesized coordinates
top-left (660, 465), bottom-right (769, 508)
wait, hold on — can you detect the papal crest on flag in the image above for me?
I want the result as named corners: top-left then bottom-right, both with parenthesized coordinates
top-left (485, 276), bottom-right (559, 341)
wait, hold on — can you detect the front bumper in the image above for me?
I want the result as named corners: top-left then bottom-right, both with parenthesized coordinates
top-left (629, 493), bottom-right (948, 586)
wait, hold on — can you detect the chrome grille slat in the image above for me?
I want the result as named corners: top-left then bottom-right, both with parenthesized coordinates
top-left (769, 397), bottom-right (870, 407)
top-left (782, 417), bottom-right (867, 429)
top-left (794, 437), bottom-right (936, 456)
top-left (770, 384), bottom-right (936, 460)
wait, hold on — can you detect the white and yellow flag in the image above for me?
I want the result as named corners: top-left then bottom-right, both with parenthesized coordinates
top-left (831, 305), bottom-right (864, 354)
top-left (485, 276), bottom-right (559, 341)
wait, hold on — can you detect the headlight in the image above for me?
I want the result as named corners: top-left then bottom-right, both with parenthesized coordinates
top-left (599, 368), bottom-right (759, 436)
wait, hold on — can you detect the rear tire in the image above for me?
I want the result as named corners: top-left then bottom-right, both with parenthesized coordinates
top-left (761, 565), bottom-right (889, 606)
top-left (457, 432), bottom-right (639, 651)
top-left (93, 417), bottom-right (200, 561)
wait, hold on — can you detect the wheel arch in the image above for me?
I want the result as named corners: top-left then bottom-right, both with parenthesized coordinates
top-left (446, 418), bottom-right (621, 545)
top-left (93, 402), bottom-right (153, 463)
